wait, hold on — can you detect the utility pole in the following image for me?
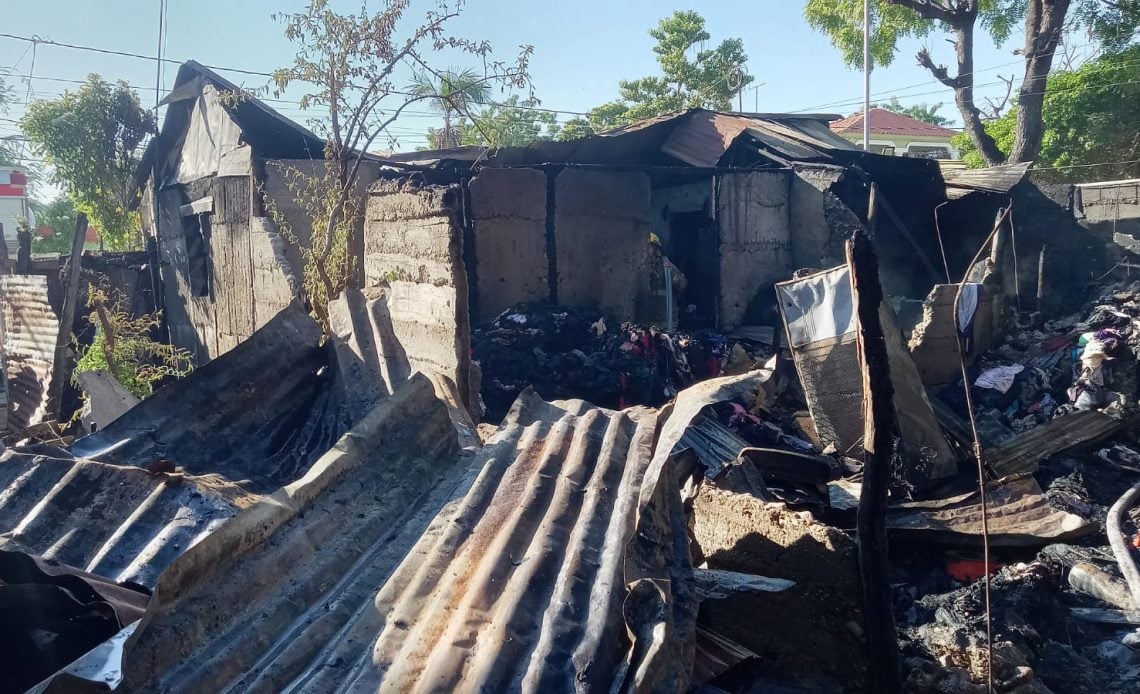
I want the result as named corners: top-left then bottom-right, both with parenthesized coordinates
top-left (863, 0), bottom-right (871, 151)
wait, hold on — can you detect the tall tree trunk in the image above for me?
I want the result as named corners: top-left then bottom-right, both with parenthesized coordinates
top-left (907, 1), bottom-right (1005, 165)
top-left (950, 18), bottom-right (1006, 166)
top-left (1010, 0), bottom-right (1070, 163)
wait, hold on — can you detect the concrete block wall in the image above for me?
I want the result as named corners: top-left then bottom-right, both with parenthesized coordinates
top-left (554, 169), bottom-right (651, 321)
top-left (468, 168), bottom-right (548, 324)
top-left (1081, 180), bottom-right (1140, 243)
top-left (909, 283), bottom-right (998, 386)
top-left (788, 170), bottom-right (848, 272)
top-left (650, 181), bottom-right (712, 244)
top-left (262, 159), bottom-right (381, 287)
top-left (363, 181), bottom-right (470, 403)
top-left (250, 217), bottom-right (299, 331)
top-left (717, 172), bottom-right (792, 329)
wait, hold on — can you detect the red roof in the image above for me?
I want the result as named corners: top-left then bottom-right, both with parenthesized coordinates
top-left (829, 108), bottom-right (957, 138)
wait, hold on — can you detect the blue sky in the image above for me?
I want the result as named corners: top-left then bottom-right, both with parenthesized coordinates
top-left (1, 0), bottom-right (1031, 159)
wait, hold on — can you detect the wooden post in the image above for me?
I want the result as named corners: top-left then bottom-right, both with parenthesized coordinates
top-left (848, 183), bottom-right (901, 693)
top-left (0, 223), bottom-right (9, 273)
top-left (1036, 244), bottom-right (1048, 312)
top-left (16, 226), bottom-right (31, 275)
top-left (46, 212), bottom-right (88, 421)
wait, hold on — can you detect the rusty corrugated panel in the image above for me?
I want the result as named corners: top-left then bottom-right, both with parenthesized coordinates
top-left (887, 477), bottom-right (1095, 547)
top-left (0, 451), bottom-right (257, 587)
top-left (662, 111), bottom-right (758, 167)
top-left (943, 161), bottom-right (1031, 199)
top-left (662, 111), bottom-right (855, 168)
top-left (70, 304), bottom-right (352, 493)
top-left (119, 375), bottom-right (697, 692)
top-left (987, 410), bottom-right (1128, 477)
top-left (0, 275), bottom-right (59, 432)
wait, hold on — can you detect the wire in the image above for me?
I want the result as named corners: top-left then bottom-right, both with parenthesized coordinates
top-left (797, 71), bottom-right (1140, 118)
top-left (796, 40), bottom-right (1102, 113)
top-left (23, 37), bottom-right (37, 106)
top-left (945, 208), bottom-right (1006, 694)
top-left (0, 32), bottom-right (592, 118)
top-left (0, 31), bottom-right (271, 77)
top-left (1008, 200), bottom-right (1021, 312)
top-left (1034, 158), bottom-right (1140, 171)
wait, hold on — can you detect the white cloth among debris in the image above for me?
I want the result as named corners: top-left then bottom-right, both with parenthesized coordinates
top-left (974, 364), bottom-right (1025, 394)
top-left (956, 283), bottom-right (981, 334)
top-left (1081, 336), bottom-right (1113, 372)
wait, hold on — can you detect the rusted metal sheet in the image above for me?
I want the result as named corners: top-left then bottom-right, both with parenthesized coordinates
top-left (404, 110), bottom-right (851, 170)
top-left (662, 111), bottom-right (757, 167)
top-left (888, 477), bottom-right (1095, 547)
top-left (0, 275), bottom-right (59, 432)
top-left (119, 375), bottom-right (697, 692)
top-left (987, 410), bottom-right (1129, 478)
top-left (942, 161), bottom-right (1032, 199)
top-left (70, 304), bottom-right (351, 493)
top-left (0, 451), bottom-right (257, 587)
top-left (662, 111), bottom-right (856, 168)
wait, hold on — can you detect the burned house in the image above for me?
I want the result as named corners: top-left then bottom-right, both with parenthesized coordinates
top-left (9, 59), bottom-right (1140, 693)
top-left (137, 62), bottom-right (1106, 420)
top-left (134, 61), bottom-right (385, 364)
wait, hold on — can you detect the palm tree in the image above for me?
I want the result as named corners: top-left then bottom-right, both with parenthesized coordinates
top-left (408, 67), bottom-right (491, 149)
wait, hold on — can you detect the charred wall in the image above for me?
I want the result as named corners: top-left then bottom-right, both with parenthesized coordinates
top-left (151, 175), bottom-right (285, 362)
top-left (554, 169), bottom-right (652, 321)
top-left (260, 158), bottom-right (382, 290)
top-left (1079, 180), bottom-right (1140, 249)
top-left (938, 181), bottom-right (1109, 310)
top-left (363, 180), bottom-right (471, 405)
top-left (468, 168), bottom-right (548, 324)
top-left (716, 171), bottom-right (792, 329)
top-left (788, 168), bottom-right (848, 272)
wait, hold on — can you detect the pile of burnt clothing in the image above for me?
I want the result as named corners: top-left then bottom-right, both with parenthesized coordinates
top-left (938, 281), bottom-right (1140, 438)
top-left (472, 303), bottom-right (753, 422)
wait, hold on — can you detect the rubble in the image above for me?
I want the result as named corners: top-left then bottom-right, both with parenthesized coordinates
top-left (3, 100), bottom-right (1140, 694)
top-left (471, 302), bottom-right (772, 422)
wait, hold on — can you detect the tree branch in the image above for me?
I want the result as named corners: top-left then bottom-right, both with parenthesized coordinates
top-left (912, 3), bottom-right (1005, 165)
top-left (917, 48), bottom-right (960, 88)
top-left (981, 75), bottom-right (1015, 120)
top-left (886, 0), bottom-right (959, 24)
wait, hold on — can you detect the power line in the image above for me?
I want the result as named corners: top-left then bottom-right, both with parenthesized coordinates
top-left (1035, 158), bottom-right (1140, 171)
top-left (0, 31), bottom-right (592, 118)
top-left (0, 31), bottom-right (272, 77)
top-left (3, 70), bottom-right (584, 131)
top-left (797, 70), bottom-right (1140, 117)
top-left (796, 40), bottom-right (1105, 114)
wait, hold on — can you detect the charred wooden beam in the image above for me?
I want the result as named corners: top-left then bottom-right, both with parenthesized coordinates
top-left (847, 183), bottom-right (901, 693)
top-left (46, 212), bottom-right (87, 421)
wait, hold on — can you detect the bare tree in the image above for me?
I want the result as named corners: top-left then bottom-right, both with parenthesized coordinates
top-left (980, 74), bottom-right (1015, 120)
top-left (267, 0), bottom-right (531, 326)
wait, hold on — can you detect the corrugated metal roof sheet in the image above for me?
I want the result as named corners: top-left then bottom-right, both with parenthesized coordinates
top-left (0, 274), bottom-right (58, 432)
top-left (70, 304), bottom-right (351, 493)
top-left (661, 111), bottom-right (755, 167)
top-left (0, 305), bottom-right (362, 594)
top-left (634, 110), bottom-right (856, 167)
top-left (118, 375), bottom-right (698, 692)
top-left (942, 161), bottom-right (1032, 199)
top-left (0, 452), bottom-right (257, 587)
top-left (387, 110), bottom-right (853, 170)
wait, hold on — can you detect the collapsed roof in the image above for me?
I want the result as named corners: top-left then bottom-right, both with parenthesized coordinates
top-left (383, 108), bottom-right (862, 170)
